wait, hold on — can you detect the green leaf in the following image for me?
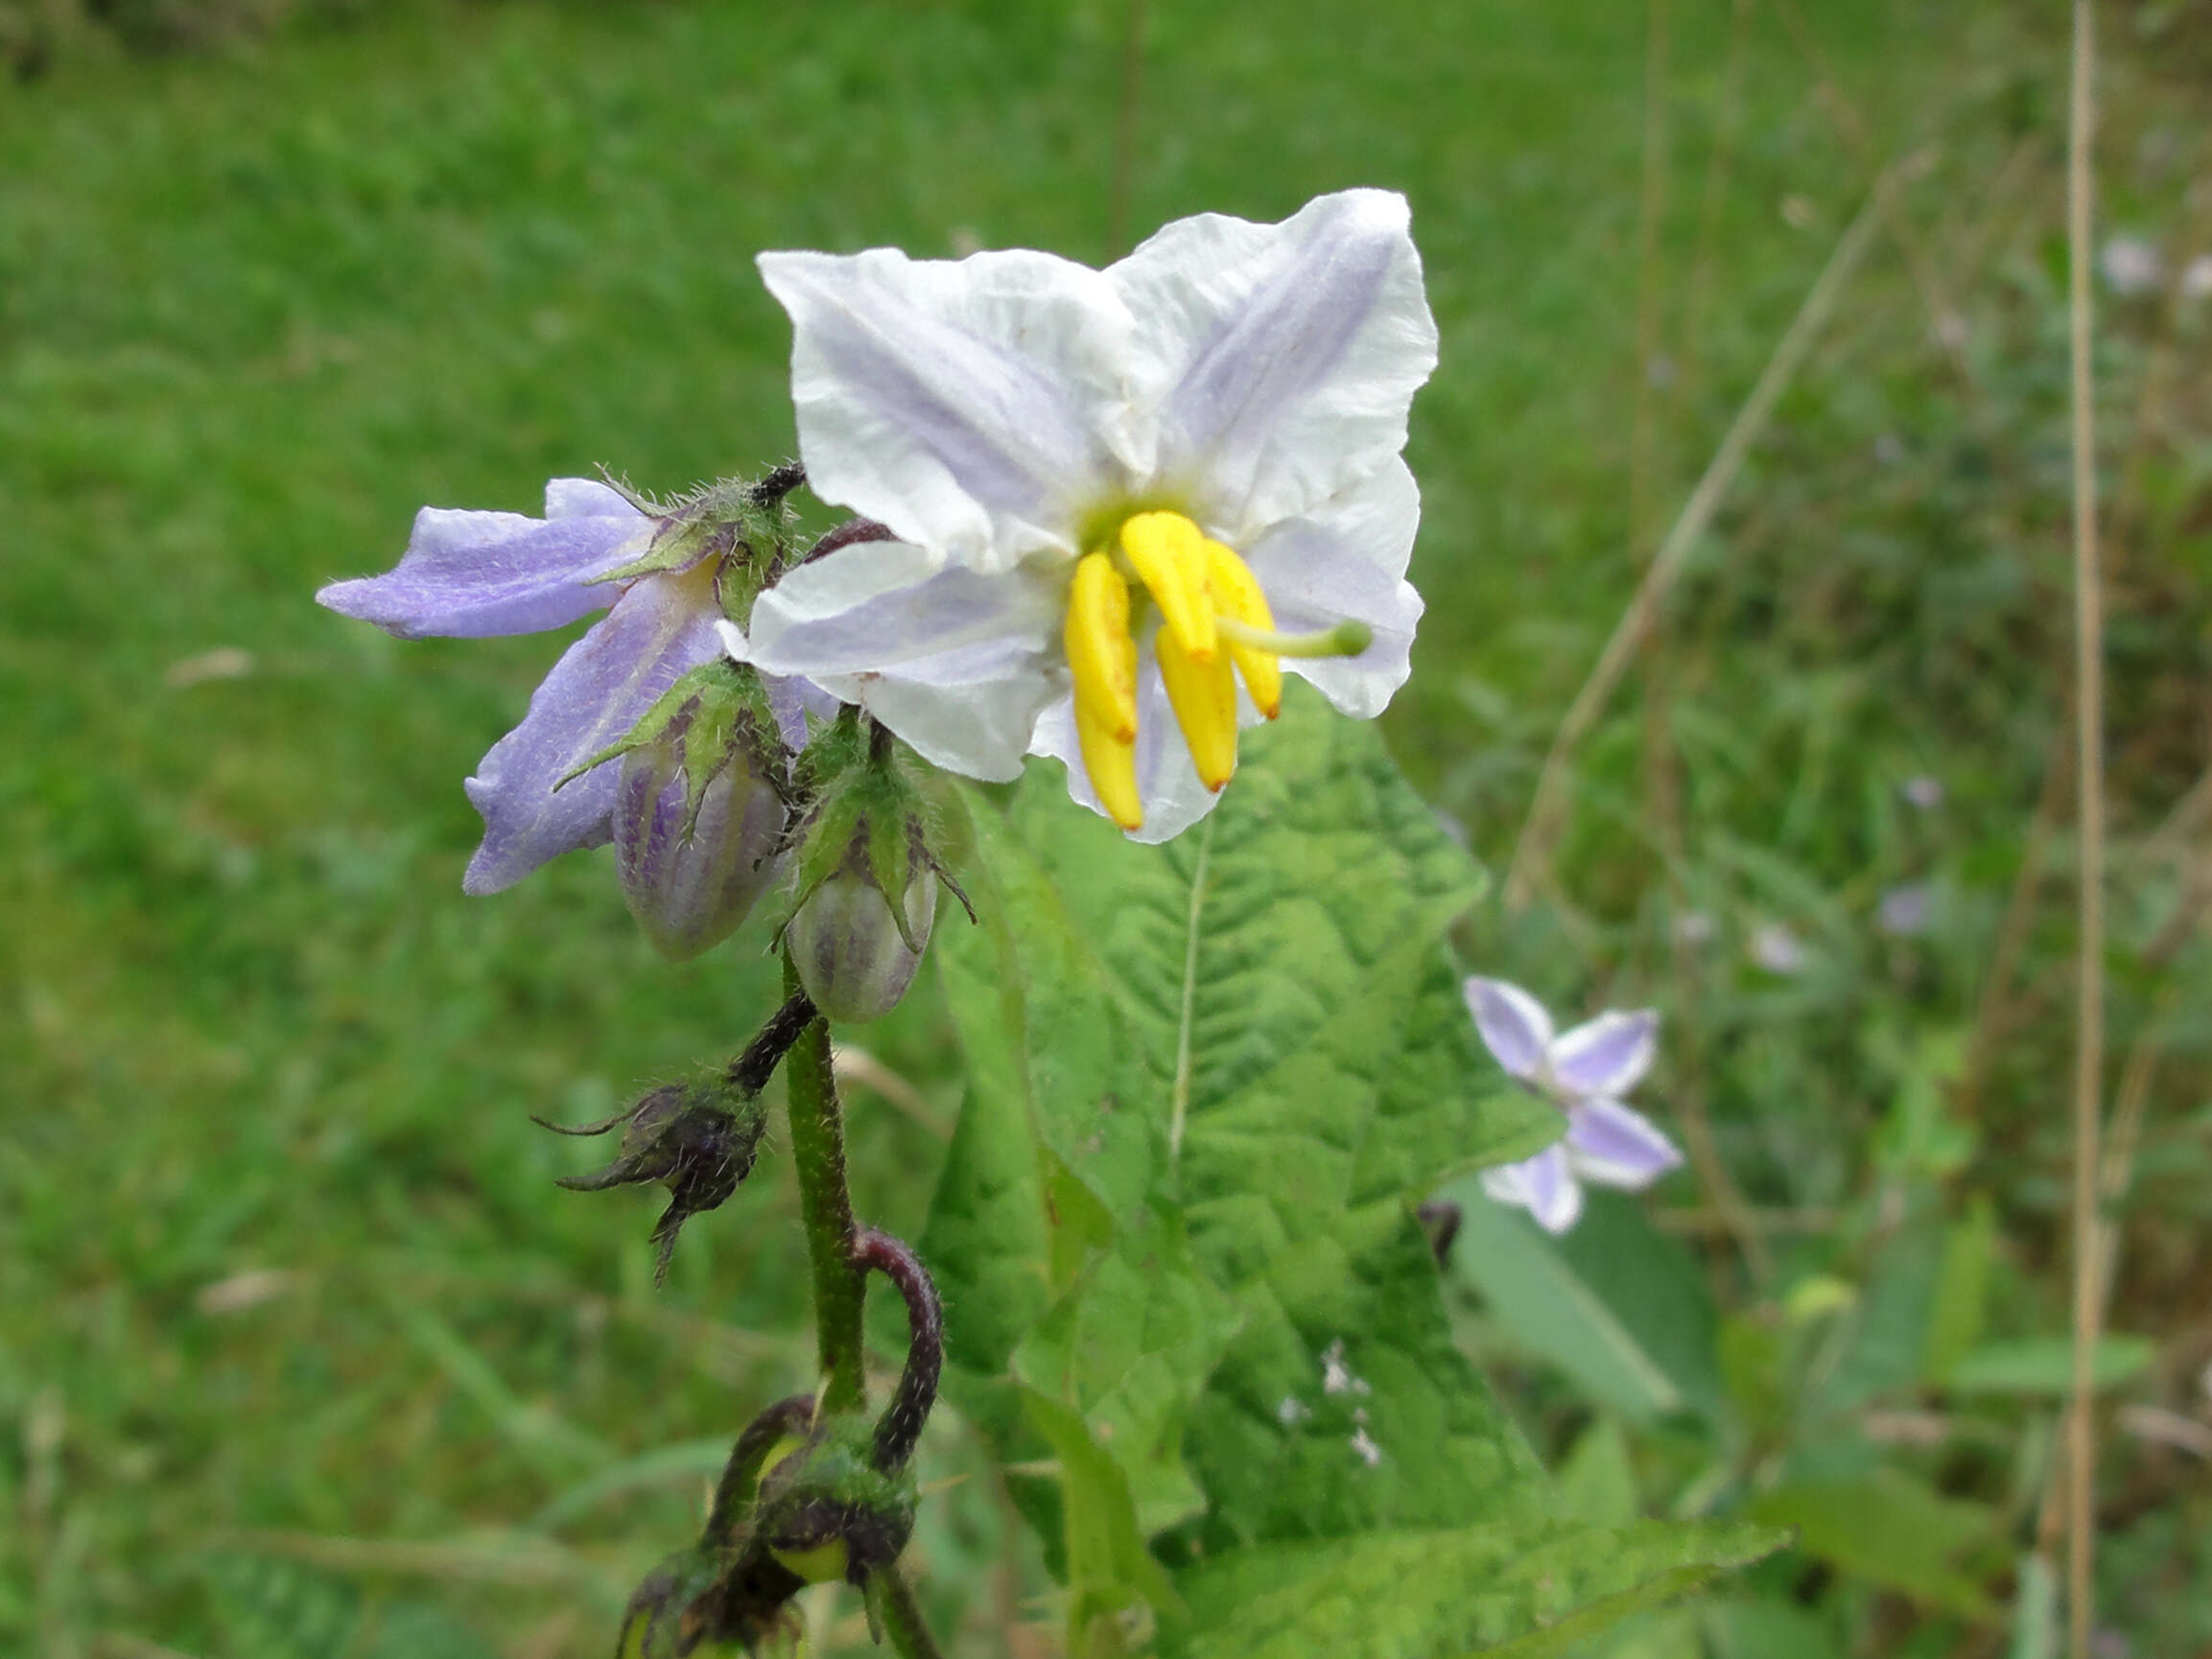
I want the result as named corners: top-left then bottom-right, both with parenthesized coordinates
top-left (1923, 1196), bottom-right (1996, 1388)
top-left (1743, 1471), bottom-right (2001, 1619)
top-left (1442, 1190), bottom-right (1697, 1423)
top-left (1024, 1390), bottom-right (1181, 1655)
top-left (1816, 1208), bottom-right (1945, 1413)
top-left (1556, 1417), bottom-right (1638, 1526)
top-left (1944, 1335), bottom-right (2155, 1397)
top-left (1701, 1598), bottom-right (1844, 1659)
top-left (1012, 1203), bottom-right (1242, 1534)
top-left (1163, 1518), bottom-right (1787, 1658)
top-left (2007, 1553), bottom-right (2059, 1659)
top-left (921, 689), bottom-right (1749, 1645)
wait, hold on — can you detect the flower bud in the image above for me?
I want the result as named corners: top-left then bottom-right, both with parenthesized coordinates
top-left (788, 850), bottom-right (937, 1023)
top-left (615, 725), bottom-right (786, 962)
top-left (754, 1416), bottom-right (919, 1590)
top-left (779, 713), bottom-right (971, 1024)
top-left (536, 1078), bottom-right (767, 1283)
top-left (615, 1544), bottom-right (806, 1659)
top-left (561, 656), bottom-right (794, 962)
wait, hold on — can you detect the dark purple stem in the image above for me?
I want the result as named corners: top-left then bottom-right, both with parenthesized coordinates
top-left (853, 1228), bottom-right (942, 1473)
top-left (727, 992), bottom-right (818, 1097)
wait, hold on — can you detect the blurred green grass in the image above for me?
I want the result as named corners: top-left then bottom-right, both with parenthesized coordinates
top-left (5, 0), bottom-right (2210, 1654)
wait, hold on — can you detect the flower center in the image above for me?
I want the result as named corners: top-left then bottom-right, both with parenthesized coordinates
top-left (1063, 511), bottom-right (1369, 831)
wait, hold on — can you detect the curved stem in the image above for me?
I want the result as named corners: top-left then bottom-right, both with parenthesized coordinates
top-left (854, 1228), bottom-right (943, 1473)
top-left (703, 1394), bottom-right (816, 1542)
top-left (782, 953), bottom-right (868, 1415)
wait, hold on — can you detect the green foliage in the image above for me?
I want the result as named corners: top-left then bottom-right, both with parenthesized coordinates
top-left (1166, 1520), bottom-right (1780, 1659)
top-left (6, 0), bottom-right (2210, 1651)
top-left (924, 691), bottom-right (1777, 1651)
top-left (1443, 1189), bottom-right (1724, 1426)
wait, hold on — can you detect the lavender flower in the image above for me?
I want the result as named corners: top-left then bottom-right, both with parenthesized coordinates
top-left (1465, 977), bottom-right (1683, 1234)
top-left (317, 478), bottom-right (814, 955)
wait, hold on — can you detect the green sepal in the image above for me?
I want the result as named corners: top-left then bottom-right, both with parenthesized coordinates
top-left (554, 659), bottom-right (725, 790)
top-left (586, 473), bottom-right (797, 626)
top-left (553, 657), bottom-right (782, 798)
top-left (775, 713), bottom-right (934, 943)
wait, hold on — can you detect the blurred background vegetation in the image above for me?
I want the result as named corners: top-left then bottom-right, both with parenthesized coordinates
top-left (3, 0), bottom-right (2209, 1653)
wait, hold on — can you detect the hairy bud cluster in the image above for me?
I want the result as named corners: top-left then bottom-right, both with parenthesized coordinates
top-left (614, 1232), bottom-right (943, 1654)
top-left (778, 713), bottom-right (971, 1023)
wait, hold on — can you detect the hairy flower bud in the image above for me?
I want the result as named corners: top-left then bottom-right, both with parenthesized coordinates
top-left (754, 1416), bottom-right (919, 1589)
top-left (559, 655), bottom-right (796, 963)
top-left (777, 713), bottom-right (971, 1024)
top-left (787, 850), bottom-right (936, 1023)
top-left (616, 1545), bottom-right (806, 1659)
top-left (615, 725), bottom-right (786, 962)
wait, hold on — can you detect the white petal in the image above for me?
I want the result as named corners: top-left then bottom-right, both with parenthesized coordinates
top-left (1463, 977), bottom-right (1555, 1080)
top-left (1549, 1009), bottom-right (1659, 1100)
top-left (736, 539), bottom-right (1066, 782)
top-left (1242, 457), bottom-right (1424, 719)
top-left (759, 246), bottom-right (1147, 572)
top-left (1565, 1100), bottom-right (1683, 1191)
top-left (1482, 1145), bottom-right (1583, 1234)
top-left (1111, 189), bottom-right (1438, 541)
top-left (1027, 661), bottom-right (1229, 845)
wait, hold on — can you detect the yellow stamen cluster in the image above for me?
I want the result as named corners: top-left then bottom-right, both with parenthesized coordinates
top-left (1065, 511), bottom-right (1282, 831)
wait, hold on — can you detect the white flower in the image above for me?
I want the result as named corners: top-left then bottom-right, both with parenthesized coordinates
top-left (720, 190), bottom-right (1438, 841)
top-left (1464, 978), bottom-right (1683, 1234)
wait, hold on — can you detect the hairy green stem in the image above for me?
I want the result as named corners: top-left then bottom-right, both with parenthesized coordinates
top-left (878, 1567), bottom-right (947, 1659)
top-left (781, 952), bottom-right (868, 1416)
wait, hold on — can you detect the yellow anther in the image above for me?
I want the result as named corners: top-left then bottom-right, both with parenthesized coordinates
top-left (1066, 551), bottom-right (1138, 739)
top-left (1156, 621), bottom-right (1239, 792)
top-left (1202, 540), bottom-right (1283, 719)
top-left (1067, 552), bottom-right (1143, 828)
top-left (1118, 512), bottom-right (1218, 665)
top-left (1075, 690), bottom-right (1143, 830)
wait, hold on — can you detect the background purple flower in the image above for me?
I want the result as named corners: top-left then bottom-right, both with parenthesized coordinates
top-left (1465, 977), bottom-right (1683, 1234)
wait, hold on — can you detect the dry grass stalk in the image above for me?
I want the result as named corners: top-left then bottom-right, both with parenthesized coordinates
top-left (1504, 179), bottom-right (1887, 911)
top-left (2062, 2), bottom-right (2107, 1652)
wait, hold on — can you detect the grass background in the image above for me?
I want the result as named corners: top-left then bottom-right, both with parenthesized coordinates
top-left (4, 0), bottom-right (2210, 1653)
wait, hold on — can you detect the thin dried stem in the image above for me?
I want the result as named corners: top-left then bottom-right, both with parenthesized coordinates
top-left (1769, 0), bottom-right (1970, 387)
top-left (2063, 3), bottom-right (2106, 1653)
top-left (1505, 182), bottom-right (1886, 909)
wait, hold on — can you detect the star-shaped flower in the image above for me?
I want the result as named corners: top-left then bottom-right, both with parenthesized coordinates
top-left (317, 479), bottom-right (815, 955)
top-left (722, 189), bottom-right (1438, 841)
top-left (1464, 977), bottom-right (1683, 1234)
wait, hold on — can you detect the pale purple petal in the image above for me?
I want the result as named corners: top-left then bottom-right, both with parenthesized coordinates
top-left (731, 539), bottom-right (1065, 782)
top-left (1481, 1145), bottom-right (1583, 1234)
top-left (1463, 978), bottom-right (1555, 1081)
top-left (761, 670), bottom-right (841, 752)
top-left (758, 246), bottom-right (1147, 573)
top-left (461, 571), bottom-right (722, 895)
top-left (317, 479), bottom-right (649, 641)
top-left (1242, 458), bottom-right (1424, 720)
top-left (614, 746), bottom-right (787, 962)
top-left (1110, 189), bottom-right (1438, 542)
top-left (1565, 1100), bottom-right (1683, 1191)
top-left (1549, 1009), bottom-right (1659, 1101)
